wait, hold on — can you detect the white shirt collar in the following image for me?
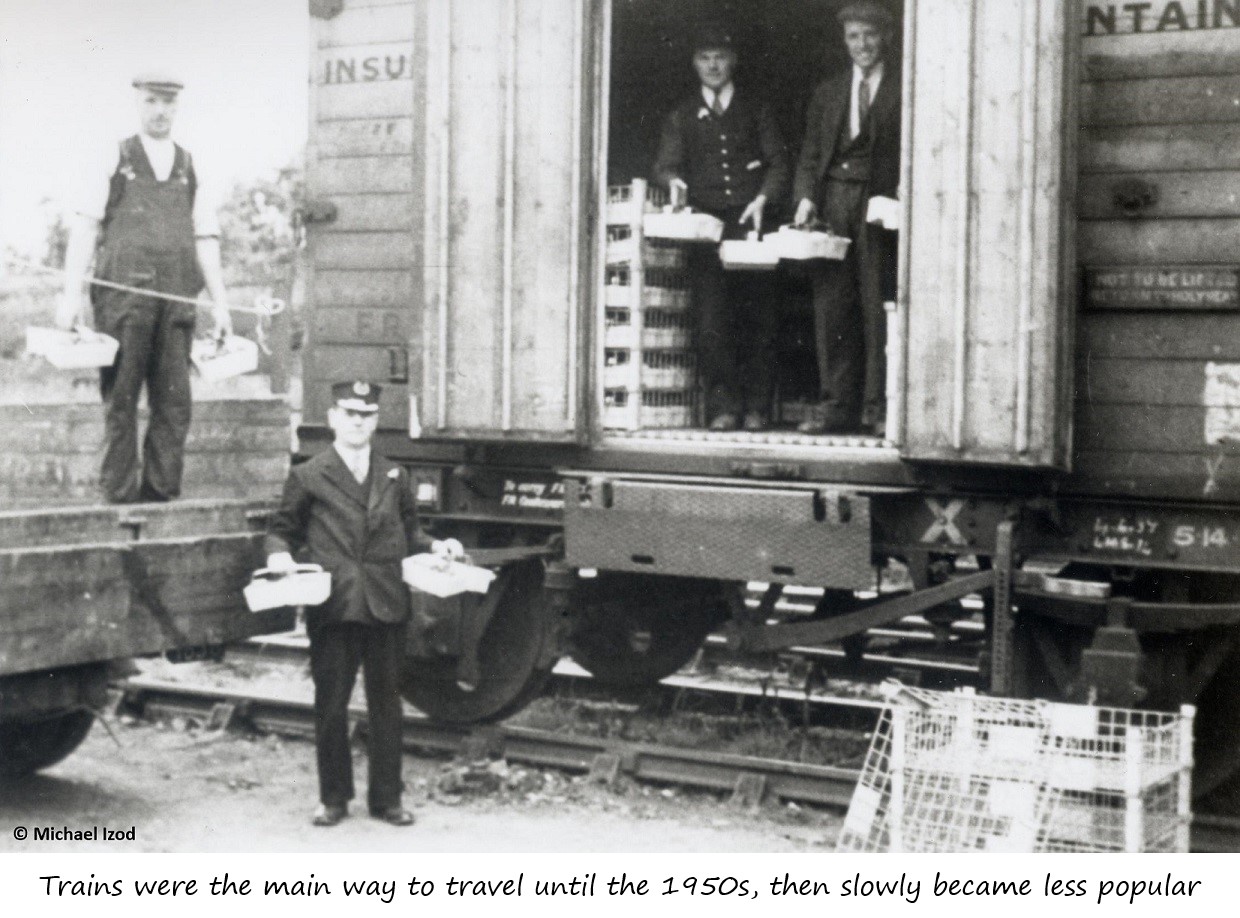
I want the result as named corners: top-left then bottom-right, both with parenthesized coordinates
top-left (333, 443), bottom-right (371, 478)
top-left (137, 133), bottom-right (176, 181)
top-left (849, 63), bottom-right (884, 138)
top-left (701, 82), bottom-right (734, 113)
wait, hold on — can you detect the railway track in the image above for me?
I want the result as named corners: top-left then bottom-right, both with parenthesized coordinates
top-left (118, 674), bottom-right (1240, 852)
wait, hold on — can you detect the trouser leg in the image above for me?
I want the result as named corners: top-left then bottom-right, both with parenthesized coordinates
top-left (734, 272), bottom-right (778, 415)
top-left (690, 246), bottom-right (740, 419)
top-left (98, 296), bottom-right (157, 504)
top-left (141, 301), bottom-right (194, 501)
top-left (856, 223), bottom-right (889, 418)
top-left (360, 623), bottom-right (406, 812)
top-left (808, 260), bottom-right (862, 418)
top-left (309, 624), bottom-right (363, 807)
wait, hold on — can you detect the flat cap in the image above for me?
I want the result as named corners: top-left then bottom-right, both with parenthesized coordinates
top-left (132, 71), bottom-right (184, 93)
top-left (691, 23), bottom-right (735, 53)
top-left (837, 1), bottom-right (896, 28)
top-left (331, 380), bottom-right (381, 413)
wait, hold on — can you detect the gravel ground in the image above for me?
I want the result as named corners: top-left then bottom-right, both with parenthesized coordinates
top-left (0, 668), bottom-right (844, 854)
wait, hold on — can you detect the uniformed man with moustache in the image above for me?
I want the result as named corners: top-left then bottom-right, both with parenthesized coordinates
top-left (792, 1), bottom-right (901, 435)
top-left (56, 72), bottom-right (234, 503)
top-left (654, 25), bottom-right (789, 432)
top-left (265, 381), bottom-right (464, 827)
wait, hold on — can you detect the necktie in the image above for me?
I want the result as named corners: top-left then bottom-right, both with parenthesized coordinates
top-left (857, 77), bottom-right (871, 130)
top-left (711, 93), bottom-right (724, 117)
top-left (348, 453), bottom-right (367, 484)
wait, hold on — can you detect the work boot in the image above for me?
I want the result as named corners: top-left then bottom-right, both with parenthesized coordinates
top-left (742, 411), bottom-right (767, 432)
top-left (312, 803), bottom-right (347, 827)
top-left (370, 806), bottom-right (415, 826)
top-left (708, 413), bottom-right (739, 431)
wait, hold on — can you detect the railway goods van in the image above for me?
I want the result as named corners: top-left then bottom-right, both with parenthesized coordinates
top-left (297, 0), bottom-right (1240, 804)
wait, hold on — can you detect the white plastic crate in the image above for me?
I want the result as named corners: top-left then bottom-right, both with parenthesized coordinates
top-left (606, 182), bottom-right (668, 225)
top-left (603, 265), bottom-right (689, 309)
top-left (402, 553), bottom-right (496, 598)
top-left (605, 227), bottom-right (687, 269)
top-left (603, 386), bottom-right (697, 430)
top-left (719, 233), bottom-right (780, 271)
top-left (642, 208), bottom-right (725, 243)
top-left (867, 195), bottom-right (901, 230)
top-left (243, 564), bottom-right (331, 612)
top-left (603, 347), bottom-right (696, 389)
top-left (766, 224), bottom-right (851, 261)
top-left (837, 684), bottom-right (1194, 854)
top-left (604, 306), bottom-right (692, 350)
top-left (191, 334), bottom-right (259, 381)
top-left (26, 326), bottom-right (120, 369)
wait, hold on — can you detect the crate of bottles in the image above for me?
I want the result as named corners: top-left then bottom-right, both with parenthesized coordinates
top-left (606, 182), bottom-right (669, 225)
top-left (606, 225), bottom-right (687, 270)
top-left (603, 386), bottom-right (698, 430)
top-left (604, 305), bottom-right (692, 350)
top-left (604, 265), bottom-right (689, 309)
top-left (603, 347), bottom-right (696, 390)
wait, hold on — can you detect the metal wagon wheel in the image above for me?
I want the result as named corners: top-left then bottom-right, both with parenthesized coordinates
top-left (0, 710), bottom-right (96, 780)
top-left (400, 559), bottom-right (555, 724)
top-left (568, 574), bottom-right (727, 686)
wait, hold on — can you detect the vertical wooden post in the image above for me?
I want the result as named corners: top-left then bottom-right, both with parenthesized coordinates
top-left (889, 704), bottom-right (906, 853)
top-left (1176, 705), bottom-right (1195, 852)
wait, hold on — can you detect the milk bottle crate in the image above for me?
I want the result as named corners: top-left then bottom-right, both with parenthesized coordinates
top-left (604, 305), bottom-right (692, 350)
top-left (603, 386), bottom-right (698, 430)
top-left (606, 182), bottom-right (669, 225)
top-left (603, 347), bottom-right (696, 389)
top-left (605, 225), bottom-right (687, 269)
top-left (604, 265), bottom-right (689, 309)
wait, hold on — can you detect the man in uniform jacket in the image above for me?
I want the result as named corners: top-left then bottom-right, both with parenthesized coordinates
top-left (654, 25), bottom-right (789, 431)
top-left (265, 381), bottom-right (463, 827)
top-left (792, 1), bottom-right (900, 435)
top-left (56, 72), bottom-right (233, 503)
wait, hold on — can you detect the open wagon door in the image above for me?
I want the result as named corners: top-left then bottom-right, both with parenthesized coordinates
top-left (418, 0), bottom-right (596, 441)
top-left (898, 0), bottom-right (1078, 467)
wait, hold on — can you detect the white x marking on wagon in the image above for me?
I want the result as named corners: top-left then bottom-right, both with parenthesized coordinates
top-left (922, 499), bottom-right (966, 544)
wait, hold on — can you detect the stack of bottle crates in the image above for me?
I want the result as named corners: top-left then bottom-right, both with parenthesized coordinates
top-left (602, 179), bottom-right (699, 430)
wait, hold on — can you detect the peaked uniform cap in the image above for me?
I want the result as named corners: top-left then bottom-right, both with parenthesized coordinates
top-left (691, 23), bottom-right (736, 53)
top-left (837, 1), bottom-right (896, 28)
top-left (132, 71), bottom-right (185, 93)
top-left (331, 380), bottom-right (381, 413)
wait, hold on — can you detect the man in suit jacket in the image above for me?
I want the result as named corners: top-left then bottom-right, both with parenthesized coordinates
top-left (654, 25), bottom-right (789, 431)
top-left (265, 381), bottom-right (462, 827)
top-left (792, 1), bottom-right (900, 435)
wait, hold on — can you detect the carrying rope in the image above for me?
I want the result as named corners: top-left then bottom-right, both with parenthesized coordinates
top-left (3, 254), bottom-right (286, 354)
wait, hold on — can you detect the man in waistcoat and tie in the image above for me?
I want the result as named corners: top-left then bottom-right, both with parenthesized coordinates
top-left (265, 381), bottom-right (464, 827)
top-left (654, 25), bottom-right (789, 432)
top-left (56, 72), bottom-right (234, 503)
top-left (792, 2), bottom-right (900, 435)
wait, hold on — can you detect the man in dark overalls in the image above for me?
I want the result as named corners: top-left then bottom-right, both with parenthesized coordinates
top-left (56, 72), bottom-right (232, 503)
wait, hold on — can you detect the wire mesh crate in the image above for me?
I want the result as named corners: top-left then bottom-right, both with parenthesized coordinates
top-left (837, 683), bottom-right (1194, 853)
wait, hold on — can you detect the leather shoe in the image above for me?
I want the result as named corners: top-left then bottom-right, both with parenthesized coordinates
top-left (370, 806), bottom-right (415, 826)
top-left (742, 411), bottom-right (767, 432)
top-left (708, 413), bottom-right (739, 431)
top-left (861, 405), bottom-right (887, 438)
top-left (796, 404), bottom-right (856, 435)
top-left (312, 803), bottom-right (347, 827)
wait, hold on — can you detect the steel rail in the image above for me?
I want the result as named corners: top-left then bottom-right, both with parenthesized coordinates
top-left (118, 676), bottom-right (859, 808)
top-left (118, 674), bottom-right (1240, 851)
